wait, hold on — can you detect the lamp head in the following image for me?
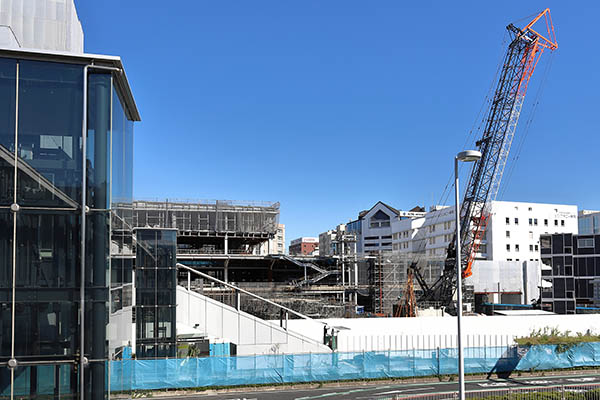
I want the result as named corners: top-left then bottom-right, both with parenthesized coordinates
top-left (456, 150), bottom-right (482, 162)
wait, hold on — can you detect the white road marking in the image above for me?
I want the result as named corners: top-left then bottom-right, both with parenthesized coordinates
top-left (376, 387), bottom-right (432, 395)
top-left (295, 389), bottom-right (368, 400)
top-left (567, 377), bottom-right (597, 382)
top-left (524, 380), bottom-right (552, 385)
top-left (478, 382), bottom-right (511, 387)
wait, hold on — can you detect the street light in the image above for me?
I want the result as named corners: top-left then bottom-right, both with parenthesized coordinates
top-left (454, 149), bottom-right (481, 400)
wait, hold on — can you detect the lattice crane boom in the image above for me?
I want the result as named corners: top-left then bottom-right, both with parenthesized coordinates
top-left (412, 9), bottom-right (557, 312)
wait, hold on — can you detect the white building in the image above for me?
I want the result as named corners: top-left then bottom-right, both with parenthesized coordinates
top-left (0, 0), bottom-right (84, 53)
top-left (392, 201), bottom-right (578, 262)
top-left (260, 223), bottom-right (285, 255)
top-left (319, 229), bottom-right (337, 256)
top-left (347, 201), bottom-right (426, 255)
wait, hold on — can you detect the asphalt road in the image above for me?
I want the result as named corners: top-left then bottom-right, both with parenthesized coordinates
top-left (155, 373), bottom-right (600, 400)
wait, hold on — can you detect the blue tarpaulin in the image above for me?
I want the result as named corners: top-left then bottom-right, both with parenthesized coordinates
top-left (108, 342), bottom-right (600, 392)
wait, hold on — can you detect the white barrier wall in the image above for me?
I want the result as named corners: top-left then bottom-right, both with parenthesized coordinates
top-left (177, 286), bottom-right (330, 355)
top-left (286, 314), bottom-right (600, 352)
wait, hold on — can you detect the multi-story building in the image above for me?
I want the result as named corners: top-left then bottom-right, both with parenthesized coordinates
top-left (272, 224), bottom-right (286, 254)
top-left (319, 224), bottom-right (357, 256)
top-left (540, 233), bottom-right (600, 314)
top-left (346, 202), bottom-right (425, 255)
top-left (0, 44), bottom-right (140, 397)
top-left (392, 201), bottom-right (578, 262)
top-left (579, 210), bottom-right (600, 235)
top-left (289, 237), bottom-right (318, 255)
top-left (121, 199), bottom-right (280, 255)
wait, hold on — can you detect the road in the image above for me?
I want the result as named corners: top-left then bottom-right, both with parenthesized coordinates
top-left (155, 373), bottom-right (600, 400)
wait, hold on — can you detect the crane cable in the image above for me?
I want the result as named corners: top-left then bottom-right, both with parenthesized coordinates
top-left (427, 31), bottom-right (510, 233)
top-left (498, 49), bottom-right (555, 200)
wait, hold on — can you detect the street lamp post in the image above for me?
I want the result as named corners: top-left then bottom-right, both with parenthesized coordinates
top-left (454, 150), bottom-right (482, 400)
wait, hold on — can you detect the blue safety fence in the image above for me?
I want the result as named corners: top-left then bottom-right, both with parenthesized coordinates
top-left (109, 342), bottom-right (600, 392)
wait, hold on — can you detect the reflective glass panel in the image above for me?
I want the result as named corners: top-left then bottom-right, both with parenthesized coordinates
top-left (0, 58), bottom-right (16, 206)
top-left (87, 74), bottom-right (111, 209)
top-left (17, 60), bottom-right (83, 208)
top-left (0, 212), bottom-right (12, 358)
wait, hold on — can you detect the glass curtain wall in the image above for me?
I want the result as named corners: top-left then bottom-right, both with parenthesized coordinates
top-left (0, 57), bottom-right (134, 399)
top-left (135, 229), bottom-right (177, 359)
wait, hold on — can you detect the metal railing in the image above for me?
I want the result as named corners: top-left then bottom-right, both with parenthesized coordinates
top-left (177, 263), bottom-right (327, 331)
top-left (390, 383), bottom-right (600, 400)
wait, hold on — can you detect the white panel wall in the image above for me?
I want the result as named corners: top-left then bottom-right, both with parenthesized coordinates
top-left (177, 286), bottom-right (330, 355)
top-left (287, 314), bottom-right (600, 352)
top-left (0, 0), bottom-right (84, 52)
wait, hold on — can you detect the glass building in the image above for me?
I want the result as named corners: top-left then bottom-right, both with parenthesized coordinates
top-left (135, 229), bottom-right (177, 359)
top-left (0, 48), bottom-right (139, 398)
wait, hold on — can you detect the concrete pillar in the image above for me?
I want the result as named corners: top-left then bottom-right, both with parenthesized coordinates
top-left (224, 234), bottom-right (229, 255)
top-left (224, 259), bottom-right (229, 283)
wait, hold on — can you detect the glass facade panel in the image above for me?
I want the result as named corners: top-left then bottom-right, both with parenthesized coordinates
top-left (13, 211), bottom-right (79, 362)
top-left (0, 59), bottom-right (16, 207)
top-left (0, 212), bottom-right (12, 358)
top-left (87, 74), bottom-right (111, 209)
top-left (17, 61), bottom-right (83, 208)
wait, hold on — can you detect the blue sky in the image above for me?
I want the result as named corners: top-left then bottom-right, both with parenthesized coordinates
top-left (76, 1), bottom-right (599, 247)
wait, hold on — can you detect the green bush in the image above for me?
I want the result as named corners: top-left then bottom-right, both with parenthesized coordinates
top-left (515, 327), bottom-right (600, 352)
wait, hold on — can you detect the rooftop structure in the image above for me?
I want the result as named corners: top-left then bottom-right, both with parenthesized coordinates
top-left (116, 199), bottom-right (280, 255)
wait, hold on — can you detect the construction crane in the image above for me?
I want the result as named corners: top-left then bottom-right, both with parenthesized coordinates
top-left (410, 9), bottom-right (558, 314)
top-left (395, 268), bottom-right (417, 317)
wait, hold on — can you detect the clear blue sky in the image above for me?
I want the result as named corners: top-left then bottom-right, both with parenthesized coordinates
top-left (76, 1), bottom-right (599, 247)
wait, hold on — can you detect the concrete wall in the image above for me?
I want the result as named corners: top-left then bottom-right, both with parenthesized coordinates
top-left (176, 286), bottom-right (330, 355)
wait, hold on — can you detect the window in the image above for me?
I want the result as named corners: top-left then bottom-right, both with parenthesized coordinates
top-left (544, 219), bottom-right (548, 226)
top-left (515, 244), bottom-right (520, 252)
top-left (561, 220), bottom-right (565, 227)
top-left (535, 244), bottom-right (539, 251)
top-left (515, 218), bottom-right (519, 225)
top-left (528, 207), bottom-right (533, 211)
top-left (529, 245), bottom-right (534, 251)
top-left (429, 225), bottom-right (436, 233)
top-left (529, 231), bottom-right (534, 239)
top-left (529, 218), bottom-right (533, 226)
top-left (578, 238), bottom-right (594, 248)
top-left (506, 231), bottom-right (510, 238)
top-left (506, 244), bottom-right (510, 251)
top-left (506, 217), bottom-right (510, 225)
top-left (554, 220), bottom-right (558, 226)
top-left (507, 258), bottom-right (512, 261)
top-left (534, 218), bottom-right (538, 226)
top-left (429, 237), bottom-right (436, 245)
